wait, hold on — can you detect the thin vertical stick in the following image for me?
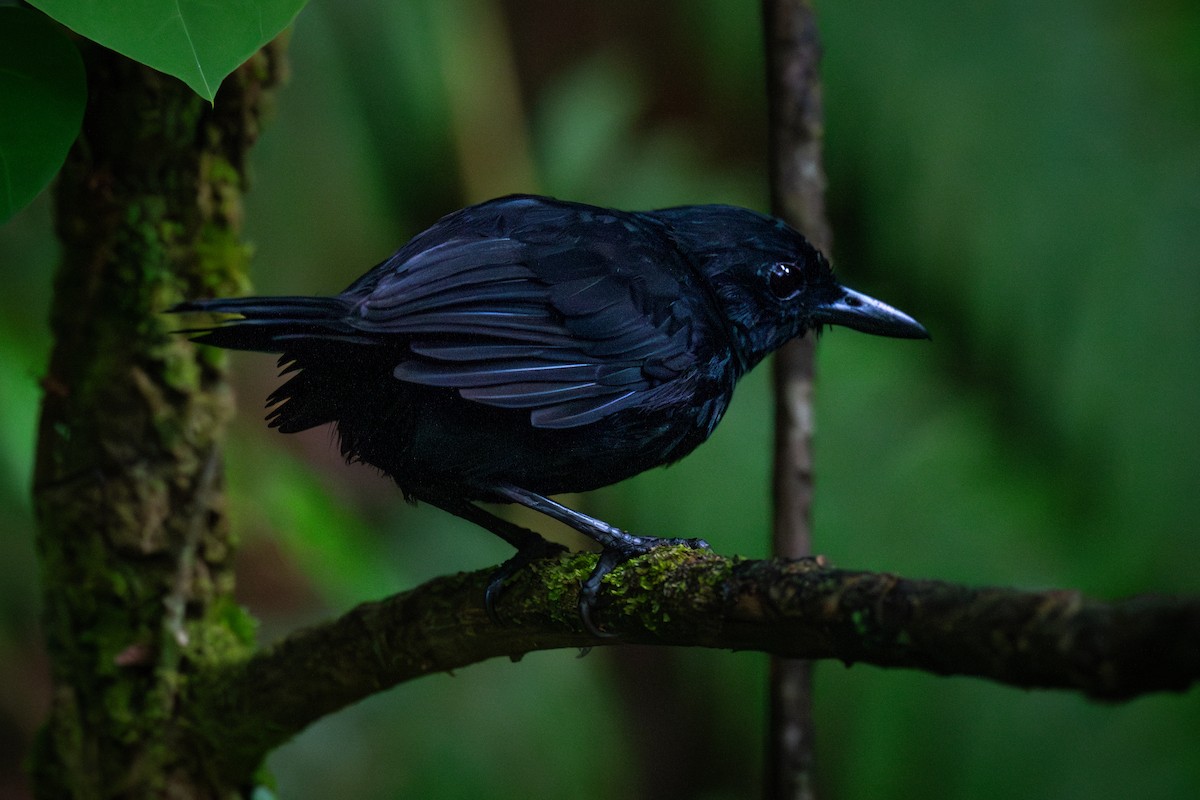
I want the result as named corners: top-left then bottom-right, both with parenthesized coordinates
top-left (762, 1), bottom-right (831, 798)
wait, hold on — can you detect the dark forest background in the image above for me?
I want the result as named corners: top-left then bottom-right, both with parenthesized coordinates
top-left (3, 1), bottom-right (1198, 797)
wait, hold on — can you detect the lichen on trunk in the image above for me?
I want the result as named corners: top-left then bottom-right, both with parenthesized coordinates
top-left (31, 41), bottom-right (287, 799)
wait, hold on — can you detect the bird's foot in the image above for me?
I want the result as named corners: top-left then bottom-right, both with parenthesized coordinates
top-left (484, 536), bottom-right (568, 624)
top-left (579, 535), bottom-right (710, 637)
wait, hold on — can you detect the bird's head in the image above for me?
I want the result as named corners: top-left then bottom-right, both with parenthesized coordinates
top-left (653, 205), bottom-right (929, 370)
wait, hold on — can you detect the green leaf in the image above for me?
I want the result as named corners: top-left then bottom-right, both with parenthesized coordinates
top-left (29, 0), bottom-right (307, 102)
top-left (0, 8), bottom-right (86, 224)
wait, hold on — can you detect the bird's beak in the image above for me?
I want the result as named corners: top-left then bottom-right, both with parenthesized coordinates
top-left (813, 286), bottom-right (930, 339)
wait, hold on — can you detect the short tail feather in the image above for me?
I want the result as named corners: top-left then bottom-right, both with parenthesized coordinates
top-left (169, 295), bottom-right (364, 352)
top-left (171, 295), bottom-right (388, 435)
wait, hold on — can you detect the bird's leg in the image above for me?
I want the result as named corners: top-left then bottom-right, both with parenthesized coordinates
top-left (494, 484), bottom-right (710, 635)
top-left (419, 495), bottom-right (566, 623)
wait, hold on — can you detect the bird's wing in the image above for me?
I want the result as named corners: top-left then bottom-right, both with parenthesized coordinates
top-left (348, 231), bottom-right (700, 429)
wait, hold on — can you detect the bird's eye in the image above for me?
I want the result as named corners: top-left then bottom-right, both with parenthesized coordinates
top-left (767, 262), bottom-right (804, 300)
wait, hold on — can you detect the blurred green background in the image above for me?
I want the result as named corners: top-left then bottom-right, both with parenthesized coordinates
top-left (3, 0), bottom-right (1199, 797)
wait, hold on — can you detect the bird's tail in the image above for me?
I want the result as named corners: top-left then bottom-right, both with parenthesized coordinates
top-left (170, 295), bottom-right (364, 353)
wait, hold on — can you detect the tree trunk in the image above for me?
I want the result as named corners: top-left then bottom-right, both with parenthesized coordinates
top-left (763, 1), bottom-right (831, 797)
top-left (31, 41), bottom-right (286, 799)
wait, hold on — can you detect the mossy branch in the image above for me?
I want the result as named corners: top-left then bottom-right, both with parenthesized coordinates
top-left (197, 548), bottom-right (1200, 777)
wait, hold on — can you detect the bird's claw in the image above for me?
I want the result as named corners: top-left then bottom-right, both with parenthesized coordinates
top-left (579, 548), bottom-right (625, 638)
top-left (578, 535), bottom-right (710, 637)
top-left (484, 537), bottom-right (568, 624)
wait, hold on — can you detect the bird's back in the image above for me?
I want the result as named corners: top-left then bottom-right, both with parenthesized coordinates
top-left (178, 195), bottom-right (743, 497)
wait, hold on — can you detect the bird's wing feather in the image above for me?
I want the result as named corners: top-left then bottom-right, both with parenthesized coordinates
top-left (346, 220), bottom-right (700, 429)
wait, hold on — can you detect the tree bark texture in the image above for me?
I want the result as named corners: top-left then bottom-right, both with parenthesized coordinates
top-left (31, 42), bottom-right (287, 799)
top-left (194, 548), bottom-right (1200, 777)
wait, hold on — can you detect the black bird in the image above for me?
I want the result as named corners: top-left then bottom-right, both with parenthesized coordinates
top-left (174, 194), bottom-right (927, 632)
